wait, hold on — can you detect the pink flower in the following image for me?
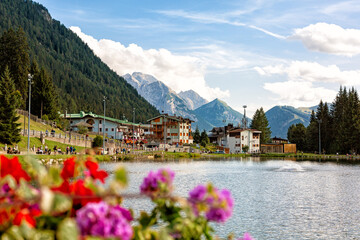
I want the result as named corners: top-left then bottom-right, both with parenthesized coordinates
top-left (140, 168), bottom-right (175, 198)
top-left (188, 184), bottom-right (234, 223)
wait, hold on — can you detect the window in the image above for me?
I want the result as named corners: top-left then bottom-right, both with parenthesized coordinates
top-left (112, 128), bottom-right (114, 131)
top-left (99, 128), bottom-right (102, 132)
top-left (242, 136), bottom-right (244, 140)
top-left (106, 128), bottom-right (108, 131)
top-left (100, 120), bottom-right (102, 124)
top-left (70, 121), bottom-right (73, 124)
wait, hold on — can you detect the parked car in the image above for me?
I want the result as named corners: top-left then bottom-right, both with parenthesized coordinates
top-left (214, 150), bottom-right (225, 154)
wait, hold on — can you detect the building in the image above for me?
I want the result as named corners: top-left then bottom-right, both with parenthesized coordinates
top-left (208, 123), bottom-right (234, 147)
top-left (228, 129), bottom-right (261, 153)
top-left (147, 114), bottom-right (194, 145)
top-left (61, 111), bottom-right (143, 141)
top-left (260, 137), bottom-right (297, 153)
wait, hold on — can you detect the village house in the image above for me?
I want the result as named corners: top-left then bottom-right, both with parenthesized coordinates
top-left (147, 114), bottom-right (194, 145)
top-left (61, 111), bottom-right (144, 141)
top-left (228, 128), bottom-right (261, 153)
top-left (261, 137), bottom-right (297, 154)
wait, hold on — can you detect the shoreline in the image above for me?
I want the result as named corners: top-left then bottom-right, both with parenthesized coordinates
top-left (3, 151), bottom-right (360, 164)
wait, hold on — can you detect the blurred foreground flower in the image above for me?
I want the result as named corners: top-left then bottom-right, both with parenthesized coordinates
top-left (189, 184), bottom-right (234, 223)
top-left (76, 201), bottom-right (133, 239)
top-left (140, 168), bottom-right (174, 198)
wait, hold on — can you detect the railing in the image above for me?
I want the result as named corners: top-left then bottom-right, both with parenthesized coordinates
top-left (16, 109), bottom-right (55, 127)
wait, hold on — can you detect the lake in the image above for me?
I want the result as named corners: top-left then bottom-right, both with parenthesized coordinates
top-left (100, 158), bottom-right (360, 240)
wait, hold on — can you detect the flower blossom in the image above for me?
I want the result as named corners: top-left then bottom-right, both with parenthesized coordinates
top-left (188, 184), bottom-right (234, 223)
top-left (0, 155), bottom-right (30, 183)
top-left (140, 168), bottom-right (175, 198)
top-left (238, 232), bottom-right (255, 240)
top-left (76, 201), bottom-right (133, 240)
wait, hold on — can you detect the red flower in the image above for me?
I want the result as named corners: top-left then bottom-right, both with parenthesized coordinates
top-left (51, 180), bottom-right (71, 194)
top-left (85, 159), bottom-right (108, 183)
top-left (71, 179), bottom-right (101, 209)
top-left (0, 155), bottom-right (30, 183)
top-left (61, 157), bottom-right (76, 180)
top-left (13, 204), bottom-right (41, 228)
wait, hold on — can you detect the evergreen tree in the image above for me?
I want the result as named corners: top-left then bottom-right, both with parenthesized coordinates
top-left (0, 67), bottom-right (22, 144)
top-left (31, 63), bottom-right (58, 119)
top-left (0, 27), bottom-right (30, 107)
top-left (287, 123), bottom-right (307, 151)
top-left (316, 100), bottom-right (332, 153)
top-left (193, 127), bottom-right (201, 144)
top-left (330, 87), bottom-right (349, 153)
top-left (306, 110), bottom-right (318, 152)
top-left (250, 107), bottom-right (271, 143)
top-left (200, 130), bottom-right (209, 147)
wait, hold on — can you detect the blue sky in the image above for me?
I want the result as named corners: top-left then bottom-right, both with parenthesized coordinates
top-left (36, 0), bottom-right (360, 115)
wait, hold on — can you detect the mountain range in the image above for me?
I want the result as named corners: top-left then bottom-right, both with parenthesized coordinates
top-left (123, 72), bottom-right (247, 130)
top-left (265, 106), bottom-right (313, 138)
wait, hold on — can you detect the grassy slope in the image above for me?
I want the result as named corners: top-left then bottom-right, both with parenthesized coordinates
top-left (0, 115), bottom-right (84, 151)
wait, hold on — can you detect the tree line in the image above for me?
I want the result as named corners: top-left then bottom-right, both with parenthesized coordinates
top-left (288, 87), bottom-right (360, 154)
top-left (0, 27), bottom-right (58, 144)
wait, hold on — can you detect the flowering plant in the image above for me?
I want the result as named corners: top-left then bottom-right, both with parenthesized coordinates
top-left (0, 155), bottom-right (254, 239)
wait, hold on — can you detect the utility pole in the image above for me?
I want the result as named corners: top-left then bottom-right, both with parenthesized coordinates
top-left (163, 114), bottom-right (167, 151)
top-left (27, 74), bottom-right (33, 154)
top-left (103, 96), bottom-right (106, 154)
top-left (133, 108), bottom-right (135, 150)
top-left (318, 119), bottom-right (322, 154)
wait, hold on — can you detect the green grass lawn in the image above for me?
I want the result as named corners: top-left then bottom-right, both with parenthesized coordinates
top-left (17, 114), bottom-right (65, 133)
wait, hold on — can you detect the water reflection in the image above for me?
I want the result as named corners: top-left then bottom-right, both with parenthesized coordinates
top-left (100, 158), bottom-right (360, 240)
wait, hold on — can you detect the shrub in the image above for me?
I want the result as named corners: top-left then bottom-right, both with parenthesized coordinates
top-left (92, 135), bottom-right (103, 148)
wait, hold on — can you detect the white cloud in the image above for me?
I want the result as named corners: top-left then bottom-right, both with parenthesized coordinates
top-left (255, 60), bottom-right (360, 106)
top-left (255, 61), bottom-right (360, 86)
top-left (70, 26), bottom-right (230, 100)
top-left (291, 23), bottom-right (360, 57)
top-left (263, 81), bottom-right (337, 107)
top-left (156, 9), bottom-right (285, 39)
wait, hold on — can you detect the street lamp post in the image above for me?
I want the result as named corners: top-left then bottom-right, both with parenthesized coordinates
top-left (133, 108), bottom-right (135, 150)
top-left (103, 96), bottom-right (106, 154)
top-left (318, 119), bottom-right (322, 154)
top-left (242, 105), bottom-right (247, 129)
top-left (27, 74), bottom-right (33, 153)
top-left (163, 115), bottom-right (167, 151)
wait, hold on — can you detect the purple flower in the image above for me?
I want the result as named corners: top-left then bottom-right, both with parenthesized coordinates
top-left (76, 201), bottom-right (133, 240)
top-left (238, 232), bottom-right (255, 240)
top-left (188, 184), bottom-right (234, 223)
top-left (189, 185), bottom-right (207, 202)
top-left (140, 168), bottom-right (175, 198)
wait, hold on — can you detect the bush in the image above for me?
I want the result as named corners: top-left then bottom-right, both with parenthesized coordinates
top-left (92, 135), bottom-right (103, 148)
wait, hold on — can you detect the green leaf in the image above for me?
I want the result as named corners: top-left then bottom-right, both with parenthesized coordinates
top-left (47, 167), bottom-right (62, 186)
top-left (52, 193), bottom-right (72, 213)
top-left (114, 167), bottom-right (128, 187)
top-left (56, 218), bottom-right (79, 240)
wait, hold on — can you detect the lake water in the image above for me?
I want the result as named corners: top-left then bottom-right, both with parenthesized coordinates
top-left (100, 158), bottom-right (360, 240)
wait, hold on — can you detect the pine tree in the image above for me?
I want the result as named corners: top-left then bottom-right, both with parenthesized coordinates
top-left (31, 63), bottom-right (58, 119)
top-left (250, 107), bottom-right (271, 143)
top-left (0, 67), bottom-right (22, 144)
top-left (200, 130), bottom-right (209, 147)
top-left (306, 110), bottom-right (318, 152)
top-left (287, 123), bottom-right (307, 151)
top-left (193, 127), bottom-right (201, 144)
top-left (0, 27), bottom-right (30, 107)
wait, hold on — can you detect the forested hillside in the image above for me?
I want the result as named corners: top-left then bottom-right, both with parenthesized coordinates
top-left (0, 0), bottom-right (159, 122)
